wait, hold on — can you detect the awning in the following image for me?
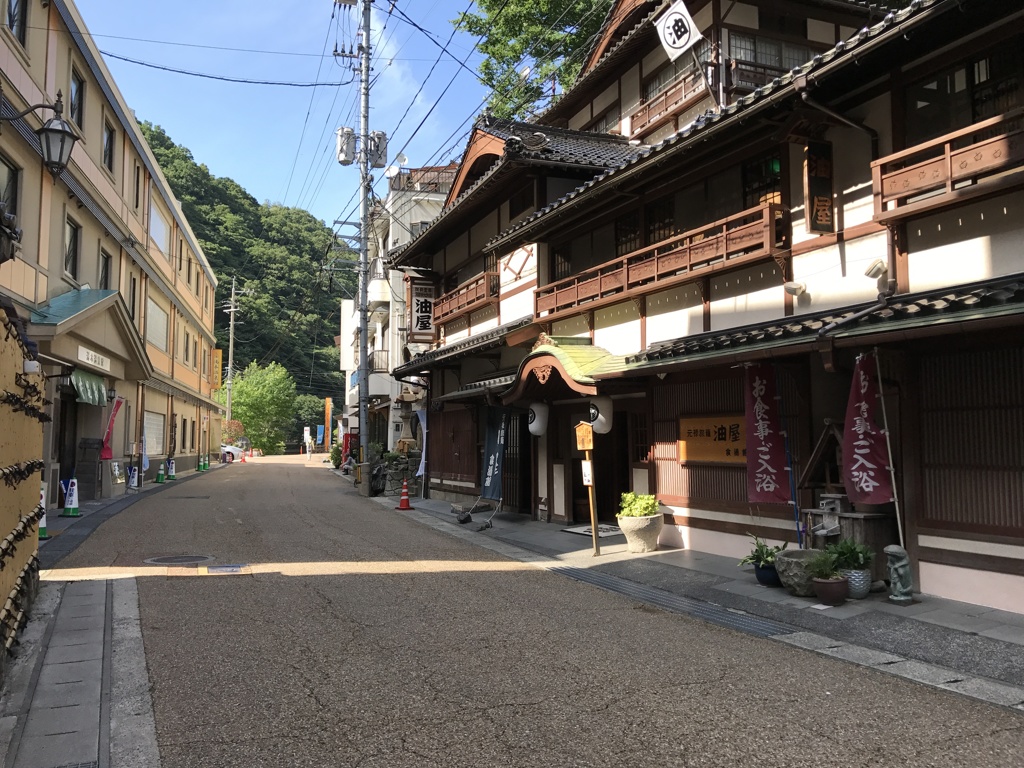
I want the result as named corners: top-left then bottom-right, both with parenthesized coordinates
top-left (433, 374), bottom-right (516, 404)
top-left (72, 369), bottom-right (107, 406)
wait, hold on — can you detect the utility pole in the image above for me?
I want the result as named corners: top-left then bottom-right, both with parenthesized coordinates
top-left (356, 0), bottom-right (372, 470)
top-left (224, 276), bottom-right (238, 423)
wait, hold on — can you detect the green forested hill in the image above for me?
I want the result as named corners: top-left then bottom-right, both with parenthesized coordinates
top-left (140, 123), bottom-right (355, 399)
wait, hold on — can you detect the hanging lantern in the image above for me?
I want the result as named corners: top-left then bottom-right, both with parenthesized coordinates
top-left (528, 402), bottom-right (549, 436)
top-left (589, 396), bottom-right (613, 434)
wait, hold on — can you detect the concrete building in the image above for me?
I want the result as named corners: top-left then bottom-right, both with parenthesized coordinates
top-left (0, 0), bottom-right (221, 506)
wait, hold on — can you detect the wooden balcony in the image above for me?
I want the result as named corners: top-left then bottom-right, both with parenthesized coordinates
top-left (726, 59), bottom-right (786, 92)
top-left (631, 69), bottom-right (706, 134)
top-left (433, 272), bottom-right (500, 325)
top-left (535, 203), bottom-right (789, 321)
top-left (872, 109), bottom-right (1024, 223)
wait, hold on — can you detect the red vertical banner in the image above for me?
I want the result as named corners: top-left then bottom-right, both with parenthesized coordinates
top-left (99, 397), bottom-right (124, 460)
top-left (842, 352), bottom-right (894, 504)
top-left (745, 364), bottom-right (791, 504)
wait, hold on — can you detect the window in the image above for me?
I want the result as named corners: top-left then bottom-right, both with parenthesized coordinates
top-left (645, 196), bottom-right (675, 245)
top-left (195, 272), bottom-right (201, 296)
top-left (69, 69), bottom-right (85, 127)
top-left (590, 106), bottom-right (621, 134)
top-left (181, 416), bottom-right (187, 452)
top-left (643, 42), bottom-right (709, 103)
top-left (6, 0), bottom-right (26, 46)
top-left (629, 412), bottom-right (650, 463)
top-left (552, 244), bottom-right (572, 282)
top-left (190, 419), bottom-right (196, 451)
top-left (186, 257), bottom-right (192, 285)
top-left (143, 411), bottom-right (165, 456)
top-left (102, 122), bottom-right (116, 172)
top-left (202, 348), bottom-right (208, 375)
top-left (177, 240), bottom-right (183, 271)
top-left (146, 298), bottom-right (168, 351)
top-left (614, 211), bottom-right (641, 256)
top-left (203, 284), bottom-right (209, 309)
top-left (64, 217), bottom-right (80, 278)
top-left (149, 198), bottom-right (171, 256)
top-left (742, 151), bottom-right (782, 208)
top-left (184, 331), bottom-right (190, 364)
top-left (99, 250), bottom-right (112, 290)
top-left (0, 154), bottom-right (18, 218)
top-left (192, 339), bottom-right (198, 369)
top-left (129, 274), bottom-right (137, 319)
top-left (133, 163), bottom-right (141, 210)
top-left (730, 33), bottom-right (811, 84)
top-left (905, 39), bottom-right (1022, 145)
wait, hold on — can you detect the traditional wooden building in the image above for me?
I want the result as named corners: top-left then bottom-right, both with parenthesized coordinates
top-left (393, 0), bottom-right (1024, 613)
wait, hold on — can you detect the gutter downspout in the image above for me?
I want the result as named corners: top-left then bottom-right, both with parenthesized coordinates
top-left (799, 91), bottom-right (879, 160)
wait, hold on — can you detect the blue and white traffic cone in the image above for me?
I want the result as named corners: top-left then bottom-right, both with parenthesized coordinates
top-left (167, 459), bottom-right (176, 480)
top-left (60, 478), bottom-right (80, 517)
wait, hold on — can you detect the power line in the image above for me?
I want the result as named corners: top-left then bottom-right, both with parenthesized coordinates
top-left (98, 50), bottom-right (355, 87)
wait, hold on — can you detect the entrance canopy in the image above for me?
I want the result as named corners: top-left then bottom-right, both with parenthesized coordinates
top-left (502, 337), bottom-right (624, 405)
top-left (71, 369), bottom-right (106, 406)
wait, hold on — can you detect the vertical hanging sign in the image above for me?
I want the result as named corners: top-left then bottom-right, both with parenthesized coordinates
top-left (408, 280), bottom-right (435, 343)
top-left (842, 352), bottom-right (894, 504)
top-left (745, 363), bottom-right (791, 504)
top-left (481, 408), bottom-right (508, 501)
top-left (100, 397), bottom-right (124, 460)
top-left (804, 141), bottom-right (835, 234)
top-left (655, 1), bottom-right (702, 62)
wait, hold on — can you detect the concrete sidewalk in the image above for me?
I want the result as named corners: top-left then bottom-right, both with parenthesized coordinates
top-left (349, 472), bottom-right (1024, 713)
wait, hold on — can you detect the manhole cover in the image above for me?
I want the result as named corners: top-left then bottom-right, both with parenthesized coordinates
top-left (144, 555), bottom-right (214, 565)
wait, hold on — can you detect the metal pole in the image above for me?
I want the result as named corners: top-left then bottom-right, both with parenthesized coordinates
top-left (873, 348), bottom-right (905, 548)
top-left (357, 0), bottom-right (371, 470)
top-left (225, 275), bottom-right (237, 424)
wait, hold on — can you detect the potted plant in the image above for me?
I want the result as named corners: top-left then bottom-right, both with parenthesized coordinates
top-left (616, 492), bottom-right (663, 553)
top-left (806, 551), bottom-right (849, 606)
top-left (827, 539), bottom-right (875, 599)
top-left (738, 534), bottom-right (787, 587)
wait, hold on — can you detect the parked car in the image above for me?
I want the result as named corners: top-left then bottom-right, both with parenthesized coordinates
top-left (221, 445), bottom-right (245, 462)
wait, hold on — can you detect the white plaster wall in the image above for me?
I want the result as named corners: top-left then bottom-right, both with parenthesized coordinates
top-left (709, 262), bottom-right (784, 331)
top-left (594, 302), bottom-right (641, 355)
top-left (807, 18), bottom-right (834, 44)
top-left (723, 3), bottom-right (758, 28)
top-left (443, 315), bottom-right (469, 343)
top-left (569, 105), bottom-right (591, 131)
top-left (470, 212), bottom-right (499, 255)
top-left (642, 46), bottom-right (668, 79)
top-left (646, 284), bottom-right (704, 345)
top-left (553, 463), bottom-right (566, 519)
top-left (445, 232), bottom-right (469, 270)
top-left (693, 4), bottom-right (712, 30)
top-left (499, 243), bottom-right (538, 322)
top-left (659, 504), bottom-right (791, 556)
top-left (791, 231), bottom-right (886, 315)
top-left (501, 291), bottom-right (534, 322)
top-left (632, 468), bottom-right (649, 494)
top-left (840, 26), bottom-right (858, 41)
top-left (907, 194), bottom-right (1024, 292)
top-left (594, 82), bottom-right (618, 115)
top-left (920, 562), bottom-right (1024, 615)
top-left (470, 304), bottom-right (499, 336)
top-left (621, 64), bottom-right (641, 115)
top-left (553, 316), bottom-right (590, 339)
top-left (647, 122), bottom-right (680, 146)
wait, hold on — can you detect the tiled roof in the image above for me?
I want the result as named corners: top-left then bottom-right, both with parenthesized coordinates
top-left (618, 275), bottom-right (1024, 372)
top-left (482, 118), bottom-right (640, 168)
top-left (29, 289), bottom-right (117, 325)
top-left (491, 0), bottom-right (942, 254)
top-left (391, 316), bottom-right (534, 376)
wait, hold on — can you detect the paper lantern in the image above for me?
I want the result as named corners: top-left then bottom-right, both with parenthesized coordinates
top-left (589, 396), bottom-right (613, 434)
top-left (528, 403), bottom-right (549, 436)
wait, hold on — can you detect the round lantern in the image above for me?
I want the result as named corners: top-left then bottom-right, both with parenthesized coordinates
top-left (528, 403), bottom-right (549, 436)
top-left (588, 396), bottom-right (613, 434)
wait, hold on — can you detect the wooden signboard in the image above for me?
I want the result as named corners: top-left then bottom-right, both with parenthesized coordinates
top-left (678, 415), bottom-right (746, 464)
top-left (575, 422), bottom-right (593, 451)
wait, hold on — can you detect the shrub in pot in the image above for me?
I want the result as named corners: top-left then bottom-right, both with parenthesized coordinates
top-left (616, 492), bottom-right (663, 553)
top-left (806, 551), bottom-right (849, 606)
top-left (738, 533), bottom-right (786, 587)
top-left (329, 443), bottom-right (343, 469)
top-left (827, 539), bottom-right (875, 599)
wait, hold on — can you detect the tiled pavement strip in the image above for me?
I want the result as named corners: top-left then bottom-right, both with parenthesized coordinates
top-left (2, 464), bottom-right (1022, 767)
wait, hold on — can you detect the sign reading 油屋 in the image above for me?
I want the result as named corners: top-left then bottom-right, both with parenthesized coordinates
top-left (656, 1), bottom-right (702, 62)
top-left (408, 281), bottom-right (435, 343)
top-left (677, 415), bottom-right (745, 464)
top-left (804, 141), bottom-right (835, 234)
top-left (744, 364), bottom-right (791, 504)
top-left (842, 352), bottom-right (894, 504)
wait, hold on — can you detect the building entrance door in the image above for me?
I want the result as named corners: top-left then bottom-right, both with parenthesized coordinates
top-left (57, 394), bottom-right (78, 505)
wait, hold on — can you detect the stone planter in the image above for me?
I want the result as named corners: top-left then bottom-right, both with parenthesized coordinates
top-left (616, 514), bottom-right (664, 553)
top-left (774, 549), bottom-right (822, 597)
top-left (841, 568), bottom-right (872, 599)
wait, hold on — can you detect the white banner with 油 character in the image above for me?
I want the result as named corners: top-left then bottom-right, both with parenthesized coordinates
top-left (408, 281), bottom-right (435, 343)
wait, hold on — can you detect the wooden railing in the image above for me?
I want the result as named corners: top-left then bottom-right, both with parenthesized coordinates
top-left (535, 202), bottom-right (789, 320)
top-left (727, 59), bottom-right (787, 92)
top-left (631, 69), bottom-right (706, 134)
top-left (872, 109), bottom-right (1024, 223)
top-left (433, 271), bottom-right (500, 325)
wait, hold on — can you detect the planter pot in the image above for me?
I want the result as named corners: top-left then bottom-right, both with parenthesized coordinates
top-left (753, 563), bottom-right (783, 587)
top-left (616, 513), bottom-right (664, 553)
top-left (840, 568), bottom-right (872, 599)
top-left (774, 549), bottom-right (822, 597)
top-left (813, 577), bottom-right (849, 606)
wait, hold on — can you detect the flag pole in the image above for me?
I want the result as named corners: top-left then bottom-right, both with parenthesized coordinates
top-left (873, 348), bottom-right (904, 548)
top-left (773, 366), bottom-right (804, 548)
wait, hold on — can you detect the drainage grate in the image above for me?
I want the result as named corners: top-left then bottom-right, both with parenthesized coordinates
top-left (144, 554), bottom-right (214, 565)
top-left (166, 495), bottom-right (211, 500)
top-left (550, 566), bottom-right (796, 638)
top-left (206, 564), bottom-right (247, 574)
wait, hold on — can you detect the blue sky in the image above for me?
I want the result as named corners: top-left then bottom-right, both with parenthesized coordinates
top-left (75, 1), bottom-right (490, 228)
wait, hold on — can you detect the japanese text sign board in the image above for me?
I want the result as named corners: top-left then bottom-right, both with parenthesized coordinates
top-left (804, 141), bottom-right (835, 234)
top-left (408, 280), bottom-right (435, 343)
top-left (841, 353), bottom-right (894, 504)
top-left (575, 422), bottom-right (593, 452)
top-left (744, 364), bottom-right (792, 504)
top-left (677, 415), bottom-right (746, 464)
top-left (656, 1), bottom-right (702, 62)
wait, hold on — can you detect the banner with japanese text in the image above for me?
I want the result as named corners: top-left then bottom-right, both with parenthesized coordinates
top-left (842, 352), bottom-right (894, 504)
top-left (744, 363), bottom-right (791, 504)
top-left (100, 397), bottom-right (124, 460)
top-left (481, 408), bottom-right (508, 501)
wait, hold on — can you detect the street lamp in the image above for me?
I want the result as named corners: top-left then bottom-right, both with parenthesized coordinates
top-left (0, 86), bottom-right (79, 180)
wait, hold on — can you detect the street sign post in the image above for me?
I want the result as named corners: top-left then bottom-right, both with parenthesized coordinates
top-left (575, 422), bottom-right (600, 556)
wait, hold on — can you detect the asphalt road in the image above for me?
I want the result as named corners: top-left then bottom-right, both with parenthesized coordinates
top-left (50, 456), bottom-right (1023, 767)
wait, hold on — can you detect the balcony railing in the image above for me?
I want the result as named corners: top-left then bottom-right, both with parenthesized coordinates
top-left (369, 349), bottom-right (389, 372)
top-left (631, 69), bottom-right (706, 134)
top-left (726, 59), bottom-right (788, 92)
top-left (535, 202), bottom-right (789, 321)
top-left (872, 109), bottom-right (1024, 223)
top-left (433, 271), bottom-right (500, 325)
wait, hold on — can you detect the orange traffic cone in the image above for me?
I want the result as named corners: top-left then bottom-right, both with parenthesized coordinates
top-left (240, 451), bottom-right (246, 463)
top-left (395, 478), bottom-right (414, 510)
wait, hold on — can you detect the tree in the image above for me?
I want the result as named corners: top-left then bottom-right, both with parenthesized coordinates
top-left (292, 394), bottom-right (325, 445)
top-left (227, 362), bottom-right (297, 454)
top-left (222, 419), bottom-right (245, 444)
top-left (460, 0), bottom-right (612, 119)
